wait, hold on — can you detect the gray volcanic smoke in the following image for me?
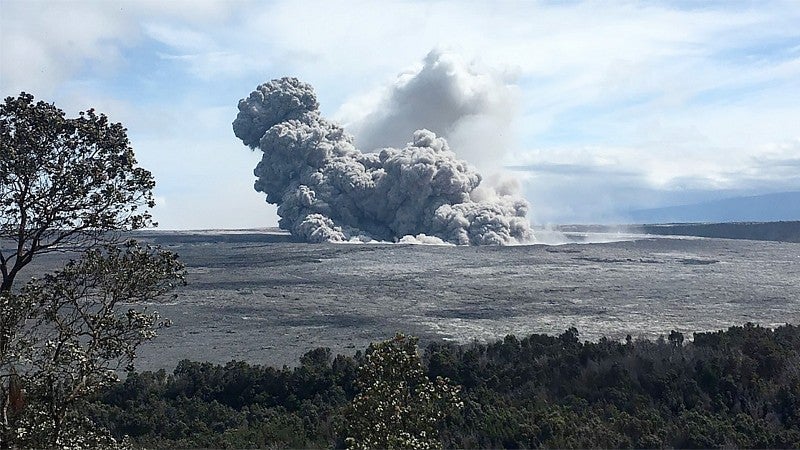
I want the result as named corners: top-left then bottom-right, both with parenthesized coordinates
top-left (232, 77), bottom-right (533, 245)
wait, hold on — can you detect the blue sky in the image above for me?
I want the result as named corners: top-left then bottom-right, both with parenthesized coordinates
top-left (2, 0), bottom-right (798, 228)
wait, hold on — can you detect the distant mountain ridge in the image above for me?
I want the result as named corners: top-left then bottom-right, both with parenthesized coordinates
top-left (558, 222), bottom-right (800, 243)
top-left (628, 191), bottom-right (800, 223)
top-left (636, 222), bottom-right (800, 243)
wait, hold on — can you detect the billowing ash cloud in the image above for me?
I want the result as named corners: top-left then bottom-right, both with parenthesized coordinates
top-left (339, 50), bottom-right (518, 172)
top-left (233, 77), bottom-right (533, 245)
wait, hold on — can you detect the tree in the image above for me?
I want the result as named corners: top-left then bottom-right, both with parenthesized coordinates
top-left (668, 330), bottom-right (685, 348)
top-left (6, 242), bottom-right (183, 448)
top-left (1, 92), bottom-right (156, 292)
top-left (340, 334), bottom-right (463, 449)
top-left (0, 93), bottom-right (184, 447)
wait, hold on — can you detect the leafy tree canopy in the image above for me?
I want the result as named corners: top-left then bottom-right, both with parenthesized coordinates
top-left (5, 241), bottom-right (184, 448)
top-left (341, 334), bottom-right (463, 449)
top-left (0, 93), bottom-right (183, 448)
top-left (1, 92), bottom-right (156, 291)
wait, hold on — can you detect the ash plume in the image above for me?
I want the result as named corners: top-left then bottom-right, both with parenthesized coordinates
top-left (232, 77), bottom-right (533, 245)
top-left (339, 50), bottom-right (518, 172)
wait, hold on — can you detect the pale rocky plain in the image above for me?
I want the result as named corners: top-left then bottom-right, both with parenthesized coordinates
top-left (20, 228), bottom-right (800, 371)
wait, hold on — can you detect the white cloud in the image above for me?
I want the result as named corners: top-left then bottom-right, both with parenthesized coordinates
top-left (0, 0), bottom-right (241, 96)
top-left (144, 23), bottom-right (215, 52)
top-left (0, 2), bottom-right (132, 96)
top-left (2, 0), bottom-right (798, 227)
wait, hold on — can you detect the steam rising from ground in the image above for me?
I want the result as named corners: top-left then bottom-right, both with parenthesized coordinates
top-left (232, 77), bottom-right (533, 245)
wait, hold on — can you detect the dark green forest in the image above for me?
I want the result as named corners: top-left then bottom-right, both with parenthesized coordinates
top-left (88, 323), bottom-right (800, 448)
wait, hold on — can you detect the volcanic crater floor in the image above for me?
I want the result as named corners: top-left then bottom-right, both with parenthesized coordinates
top-left (23, 232), bottom-right (800, 370)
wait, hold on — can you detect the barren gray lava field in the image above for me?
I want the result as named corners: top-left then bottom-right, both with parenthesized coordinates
top-left (21, 231), bottom-right (800, 371)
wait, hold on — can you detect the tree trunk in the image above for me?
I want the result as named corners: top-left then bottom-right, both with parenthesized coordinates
top-left (0, 276), bottom-right (13, 293)
top-left (0, 384), bottom-right (8, 449)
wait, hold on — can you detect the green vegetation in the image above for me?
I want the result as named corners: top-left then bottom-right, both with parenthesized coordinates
top-left (87, 323), bottom-right (800, 448)
top-left (1, 92), bottom-right (157, 292)
top-left (1, 93), bottom-right (184, 447)
top-left (341, 334), bottom-right (462, 449)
